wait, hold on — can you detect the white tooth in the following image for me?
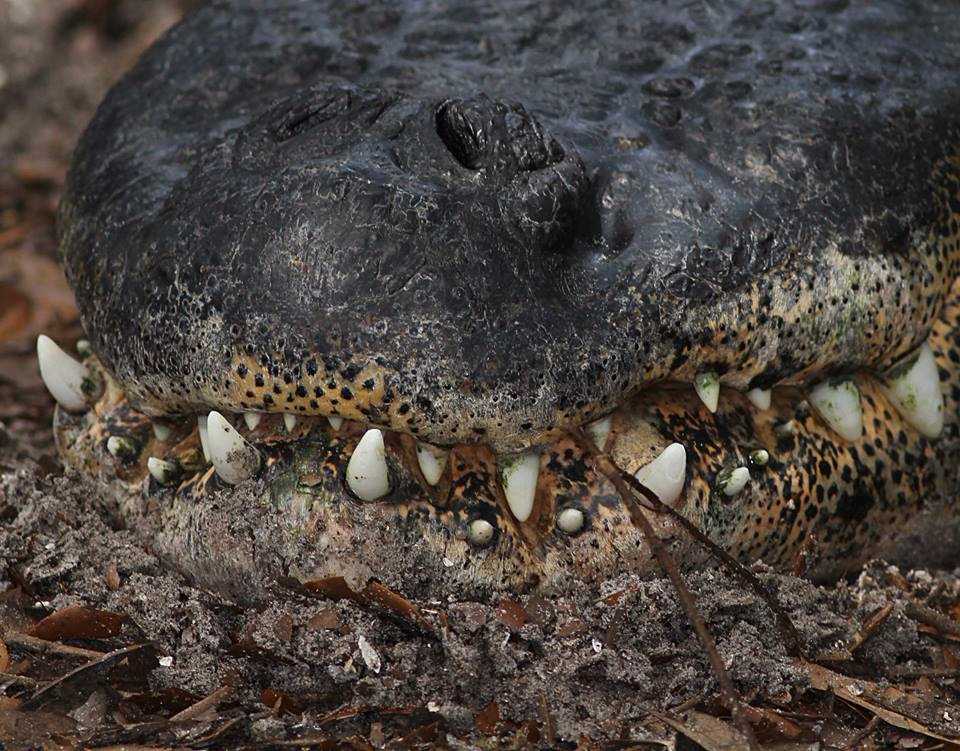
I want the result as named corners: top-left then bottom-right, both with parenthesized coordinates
top-left (416, 442), bottom-right (448, 486)
top-left (283, 413), bottom-right (298, 432)
top-left (718, 466), bottom-right (750, 497)
top-left (693, 371), bottom-right (720, 413)
top-left (197, 415), bottom-right (210, 462)
top-left (147, 456), bottom-right (179, 485)
top-left (746, 387), bottom-right (771, 411)
top-left (346, 428), bottom-right (390, 501)
top-left (775, 419), bottom-right (797, 436)
top-left (557, 507), bottom-right (585, 534)
top-left (106, 435), bottom-right (137, 460)
top-left (206, 411), bottom-right (260, 485)
top-left (468, 518), bottom-right (495, 546)
top-left (36, 335), bottom-right (90, 412)
top-left (586, 416), bottom-right (612, 451)
top-left (152, 423), bottom-right (172, 442)
top-left (634, 442), bottom-right (687, 505)
top-left (881, 343), bottom-right (944, 438)
top-left (500, 451), bottom-right (540, 523)
top-left (243, 412), bottom-right (262, 431)
top-left (808, 379), bottom-right (863, 441)
top-left (328, 416), bottom-right (344, 430)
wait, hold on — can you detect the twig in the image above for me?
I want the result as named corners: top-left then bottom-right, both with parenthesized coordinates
top-left (570, 429), bottom-right (760, 751)
top-left (538, 691), bottom-right (557, 747)
top-left (4, 631), bottom-right (106, 660)
top-left (670, 693), bottom-right (707, 714)
top-left (849, 603), bottom-right (895, 654)
top-left (844, 715), bottom-right (880, 750)
top-left (904, 602), bottom-right (960, 639)
top-left (23, 643), bottom-right (153, 709)
top-left (0, 671), bottom-right (41, 688)
top-left (169, 684), bottom-right (234, 723)
top-left (576, 433), bottom-right (804, 659)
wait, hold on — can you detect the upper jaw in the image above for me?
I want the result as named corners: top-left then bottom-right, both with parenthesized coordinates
top-left (62, 81), bottom-right (957, 452)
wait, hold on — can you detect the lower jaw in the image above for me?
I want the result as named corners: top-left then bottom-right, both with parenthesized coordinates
top-left (51, 279), bottom-right (960, 604)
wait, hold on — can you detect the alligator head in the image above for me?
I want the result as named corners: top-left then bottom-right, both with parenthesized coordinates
top-left (39, 0), bottom-right (960, 602)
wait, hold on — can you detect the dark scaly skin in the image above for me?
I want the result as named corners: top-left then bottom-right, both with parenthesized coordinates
top-left (50, 1), bottom-right (960, 600)
top-left (60, 0), bottom-right (960, 450)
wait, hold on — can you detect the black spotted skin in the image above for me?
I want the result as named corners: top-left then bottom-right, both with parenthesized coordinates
top-left (54, 268), bottom-right (960, 592)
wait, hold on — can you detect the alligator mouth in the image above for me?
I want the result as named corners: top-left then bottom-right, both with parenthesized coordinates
top-left (37, 264), bottom-right (960, 599)
top-left (40, 0), bottom-right (960, 600)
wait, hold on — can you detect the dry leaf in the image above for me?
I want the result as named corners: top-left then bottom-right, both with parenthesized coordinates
top-left (104, 562), bottom-right (121, 591)
top-left (657, 710), bottom-right (752, 751)
top-left (273, 613), bottom-right (294, 642)
top-left (494, 598), bottom-right (529, 631)
top-left (306, 608), bottom-right (339, 631)
top-left (261, 687), bottom-right (303, 716)
top-left (475, 700), bottom-right (500, 735)
top-left (300, 577), bottom-right (433, 633)
top-left (27, 606), bottom-right (124, 642)
top-left (804, 661), bottom-right (960, 743)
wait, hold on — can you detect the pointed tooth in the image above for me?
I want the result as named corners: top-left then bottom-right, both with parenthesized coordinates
top-left (468, 518), bottom-right (495, 546)
top-left (243, 412), bottom-right (262, 431)
top-left (881, 343), bottom-right (944, 438)
top-left (416, 442), bottom-right (449, 486)
top-left (808, 379), bottom-right (863, 441)
top-left (283, 413), bottom-right (298, 432)
top-left (106, 435), bottom-right (138, 460)
top-left (346, 428), bottom-right (390, 501)
top-left (693, 371), bottom-right (720, 413)
top-left (152, 423), bottom-right (172, 442)
top-left (718, 466), bottom-right (750, 496)
top-left (746, 387), bottom-right (771, 411)
top-left (36, 335), bottom-right (90, 412)
top-left (586, 416), bottom-right (612, 451)
top-left (500, 451), bottom-right (540, 523)
top-left (634, 442), bottom-right (687, 505)
top-left (775, 419), bottom-right (796, 436)
top-left (206, 411), bottom-right (260, 485)
top-left (147, 456), bottom-right (180, 485)
top-left (557, 507), bottom-right (585, 534)
top-left (328, 416), bottom-right (344, 431)
top-left (197, 415), bottom-right (210, 462)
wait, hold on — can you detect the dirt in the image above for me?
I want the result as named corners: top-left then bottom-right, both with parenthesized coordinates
top-left (4, 2), bottom-right (960, 748)
top-left (5, 429), bottom-right (960, 746)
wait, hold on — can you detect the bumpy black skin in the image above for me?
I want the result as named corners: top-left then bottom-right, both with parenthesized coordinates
top-left (60, 1), bottom-right (960, 450)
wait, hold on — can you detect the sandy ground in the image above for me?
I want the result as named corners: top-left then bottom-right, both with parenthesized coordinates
top-left (4, 2), bottom-right (960, 748)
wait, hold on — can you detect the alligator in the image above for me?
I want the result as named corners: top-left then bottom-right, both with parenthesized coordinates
top-left (36, 0), bottom-right (960, 602)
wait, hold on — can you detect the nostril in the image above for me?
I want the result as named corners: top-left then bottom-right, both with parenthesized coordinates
top-left (436, 95), bottom-right (565, 174)
top-left (436, 99), bottom-right (487, 170)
